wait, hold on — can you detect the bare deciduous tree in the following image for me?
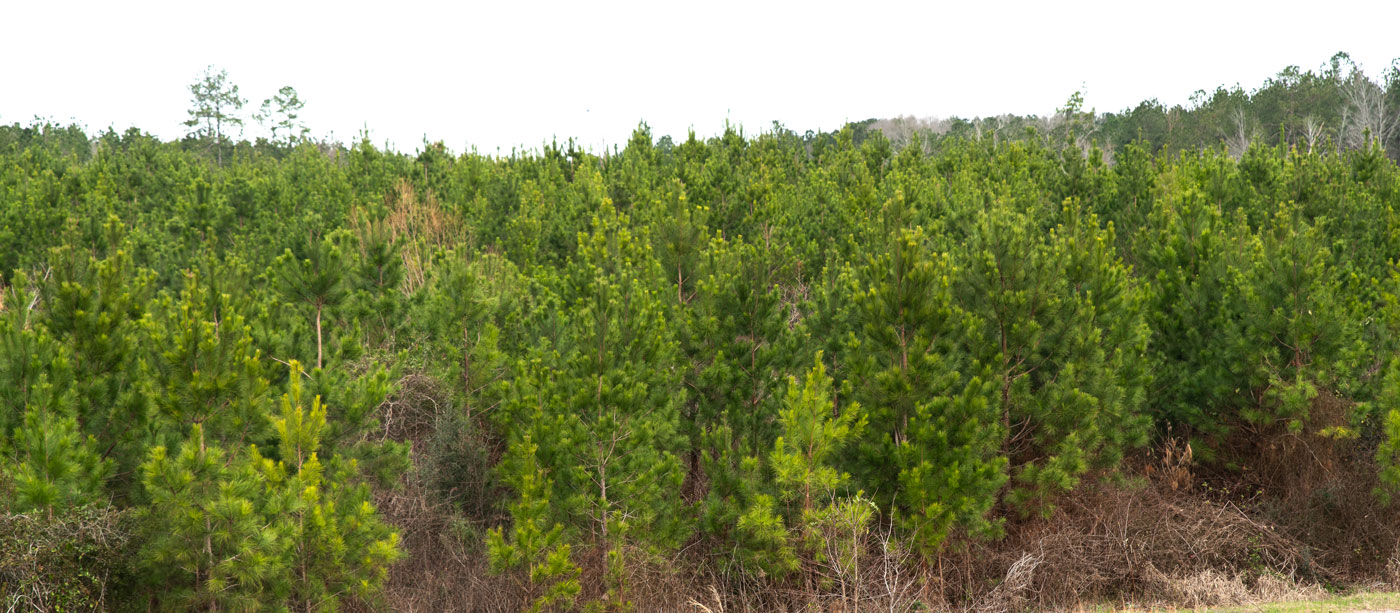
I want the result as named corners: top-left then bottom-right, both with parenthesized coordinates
top-left (870, 115), bottom-right (951, 151)
top-left (1339, 69), bottom-right (1397, 151)
top-left (1302, 115), bottom-right (1326, 153)
top-left (1225, 107), bottom-right (1253, 160)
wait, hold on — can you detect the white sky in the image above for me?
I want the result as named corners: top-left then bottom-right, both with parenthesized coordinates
top-left (3, 0), bottom-right (1398, 155)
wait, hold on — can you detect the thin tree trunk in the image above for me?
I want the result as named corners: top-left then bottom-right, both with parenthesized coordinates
top-left (463, 328), bottom-right (473, 420)
top-left (315, 302), bottom-right (324, 370)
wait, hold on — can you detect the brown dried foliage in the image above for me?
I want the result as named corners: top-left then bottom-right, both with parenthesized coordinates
top-left (350, 178), bottom-right (465, 295)
top-left (0, 506), bottom-right (135, 612)
top-left (360, 371), bottom-right (512, 612)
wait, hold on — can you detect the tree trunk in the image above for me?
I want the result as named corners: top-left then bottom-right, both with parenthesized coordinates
top-left (315, 302), bottom-right (324, 370)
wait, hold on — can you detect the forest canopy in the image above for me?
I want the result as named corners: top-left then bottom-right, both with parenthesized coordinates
top-left (2, 54), bottom-right (1400, 611)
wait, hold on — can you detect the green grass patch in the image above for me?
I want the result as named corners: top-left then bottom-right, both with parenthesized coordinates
top-left (1206, 592), bottom-right (1400, 612)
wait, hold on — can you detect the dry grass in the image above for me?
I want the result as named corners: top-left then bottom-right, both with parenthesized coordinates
top-left (963, 484), bottom-right (1324, 609)
top-left (350, 178), bottom-right (466, 295)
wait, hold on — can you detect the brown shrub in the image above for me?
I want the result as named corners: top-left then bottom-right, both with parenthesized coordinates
top-left (349, 178), bottom-right (466, 296)
top-left (0, 506), bottom-right (136, 612)
top-left (945, 480), bottom-right (1328, 611)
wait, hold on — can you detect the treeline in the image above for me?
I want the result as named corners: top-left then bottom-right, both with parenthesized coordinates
top-left (862, 52), bottom-right (1400, 161)
top-left (4, 69), bottom-right (1400, 610)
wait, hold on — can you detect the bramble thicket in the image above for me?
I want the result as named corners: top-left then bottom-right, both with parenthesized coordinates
top-left (4, 55), bottom-right (1400, 610)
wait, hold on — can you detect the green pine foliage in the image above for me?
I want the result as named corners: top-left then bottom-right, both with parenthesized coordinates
top-left (727, 356), bottom-right (875, 585)
top-left (42, 234), bottom-right (155, 490)
top-left (1375, 361), bottom-right (1400, 504)
top-left (139, 424), bottom-right (284, 611)
top-left (6, 63), bottom-right (1400, 605)
top-left (271, 235), bottom-right (349, 370)
top-left (1240, 203), bottom-right (1360, 431)
top-left (850, 220), bottom-right (1005, 551)
top-left (1134, 184), bottom-right (1256, 434)
top-left (0, 272), bottom-right (74, 452)
top-left (689, 236), bottom-right (801, 554)
top-left (486, 434), bottom-right (582, 613)
top-left (143, 271), bottom-right (270, 448)
top-left (255, 363), bottom-right (402, 611)
top-left (4, 405), bottom-right (109, 514)
top-left (498, 205), bottom-right (687, 608)
top-left (953, 201), bottom-right (1150, 512)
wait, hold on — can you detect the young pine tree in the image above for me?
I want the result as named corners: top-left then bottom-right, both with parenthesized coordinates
top-left (733, 355), bottom-right (874, 592)
top-left (143, 271), bottom-right (270, 449)
top-left (500, 206), bottom-right (686, 609)
top-left (139, 423), bottom-right (285, 611)
top-left (1240, 203), bottom-right (1359, 432)
top-left (851, 223), bottom-right (1005, 553)
top-left (954, 202), bottom-right (1150, 513)
top-left (43, 237), bottom-right (155, 490)
top-left (4, 405), bottom-right (110, 516)
top-left (0, 272), bottom-right (75, 453)
top-left (1133, 187), bottom-right (1256, 435)
top-left (486, 433), bottom-right (582, 613)
top-left (255, 362), bottom-right (402, 611)
top-left (271, 235), bottom-right (349, 370)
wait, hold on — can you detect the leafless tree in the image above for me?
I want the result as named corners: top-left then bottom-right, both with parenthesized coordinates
top-left (972, 114), bottom-right (1016, 148)
top-left (1339, 69), bottom-right (1397, 151)
top-left (870, 115), bottom-right (951, 150)
top-left (1302, 116), bottom-right (1327, 153)
top-left (1225, 107), bottom-right (1253, 160)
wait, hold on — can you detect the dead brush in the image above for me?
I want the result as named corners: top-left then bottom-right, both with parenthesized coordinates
top-left (567, 541), bottom-right (711, 612)
top-left (356, 370), bottom-right (517, 612)
top-left (350, 178), bottom-right (467, 296)
top-left (0, 506), bottom-right (135, 612)
top-left (377, 372), bottom-right (446, 445)
top-left (952, 481), bottom-right (1324, 611)
top-left (679, 521), bottom-right (929, 613)
top-left (1144, 429), bottom-right (1193, 493)
top-left (362, 471), bottom-right (512, 613)
top-left (1207, 390), bottom-right (1400, 581)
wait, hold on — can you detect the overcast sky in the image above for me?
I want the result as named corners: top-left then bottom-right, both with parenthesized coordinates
top-left (3, 0), bottom-right (1398, 154)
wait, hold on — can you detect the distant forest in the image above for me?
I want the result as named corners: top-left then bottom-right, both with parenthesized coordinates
top-left (2, 54), bottom-right (1400, 612)
top-left (857, 51), bottom-right (1399, 160)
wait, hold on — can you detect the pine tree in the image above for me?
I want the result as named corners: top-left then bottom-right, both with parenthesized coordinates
top-left (143, 271), bottom-right (270, 448)
top-left (1133, 188), bottom-right (1256, 434)
top-left (42, 235), bottom-right (155, 491)
top-left (184, 65), bottom-right (246, 165)
top-left (486, 433), bottom-right (582, 613)
top-left (645, 178), bottom-right (708, 305)
top-left (1374, 360), bottom-right (1400, 504)
top-left (272, 235), bottom-right (349, 370)
top-left (255, 362), bottom-right (402, 611)
top-left (0, 272), bottom-right (74, 451)
top-left (4, 405), bottom-right (109, 516)
top-left (689, 236), bottom-right (802, 553)
top-left (770, 353), bottom-right (865, 523)
top-left (954, 201), bottom-right (1150, 512)
top-left (499, 205), bottom-right (686, 609)
top-left (730, 355), bottom-right (874, 594)
top-left (414, 251), bottom-right (516, 421)
top-left (140, 423), bottom-right (284, 611)
top-left (1241, 203), bottom-right (1358, 431)
top-left (344, 212), bottom-right (407, 350)
top-left (851, 221), bottom-right (1005, 552)
top-left (254, 86), bottom-right (309, 146)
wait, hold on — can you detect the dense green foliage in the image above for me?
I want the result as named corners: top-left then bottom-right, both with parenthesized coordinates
top-left (3, 55), bottom-right (1400, 610)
